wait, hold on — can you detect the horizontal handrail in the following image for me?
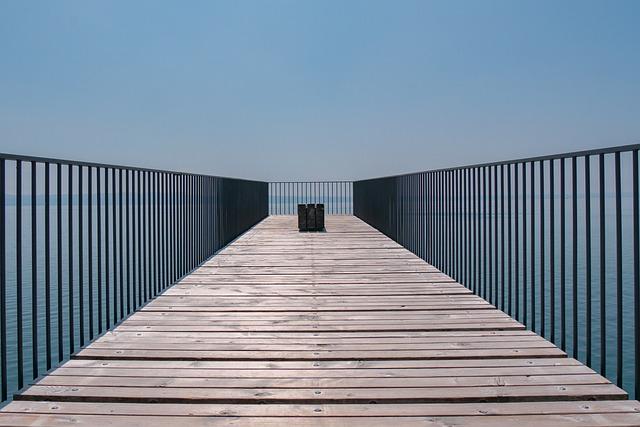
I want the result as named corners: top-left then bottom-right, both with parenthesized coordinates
top-left (358, 143), bottom-right (640, 181)
top-left (0, 152), bottom-right (264, 183)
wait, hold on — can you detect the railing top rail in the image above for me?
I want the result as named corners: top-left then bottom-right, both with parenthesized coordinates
top-left (0, 152), bottom-right (266, 184)
top-left (356, 142), bottom-right (640, 182)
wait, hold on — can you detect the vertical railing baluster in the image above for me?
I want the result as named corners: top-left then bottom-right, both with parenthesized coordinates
top-left (540, 160), bottom-right (545, 338)
top-left (420, 174), bottom-right (423, 259)
top-left (522, 162), bottom-right (527, 327)
top-left (337, 181), bottom-right (344, 215)
top-left (88, 167), bottom-right (93, 341)
top-left (467, 168), bottom-right (472, 294)
top-left (0, 158), bottom-right (6, 400)
top-left (97, 168), bottom-right (102, 335)
top-left (487, 167), bottom-right (492, 302)
top-left (633, 149), bottom-right (639, 398)
top-left (459, 170), bottom-right (463, 278)
top-left (466, 170), bottom-right (470, 291)
top-left (514, 164), bottom-right (519, 321)
top-left (457, 171), bottom-right (461, 279)
top-left (423, 174), bottom-right (427, 262)
top-left (143, 171), bottom-right (148, 299)
top-left (57, 164), bottom-right (63, 359)
top-left (451, 169), bottom-right (462, 282)
top-left (550, 160), bottom-right (555, 344)
top-left (501, 164), bottom-right (505, 312)
top-left (112, 168), bottom-right (117, 323)
top-left (560, 158), bottom-right (566, 352)
top-left (572, 156), bottom-right (578, 359)
top-left (45, 163), bottom-right (52, 369)
top-left (163, 173), bottom-right (167, 288)
top-left (167, 173), bottom-right (170, 284)
top-left (507, 164), bottom-right (512, 316)
top-left (456, 172), bottom-right (460, 285)
top-left (447, 174), bottom-right (451, 270)
top-left (136, 171), bottom-right (141, 306)
top-left (145, 171), bottom-right (150, 301)
top-left (181, 174), bottom-right (185, 277)
top-left (152, 172), bottom-right (157, 296)
top-left (172, 173), bottom-right (176, 282)
top-left (16, 160), bottom-right (23, 388)
top-left (530, 161), bottom-right (535, 333)
top-left (119, 169), bottom-right (124, 320)
top-left (449, 171), bottom-right (454, 276)
top-left (157, 172), bottom-right (162, 292)
top-left (167, 174), bottom-right (172, 284)
top-left (494, 165), bottom-right (498, 307)
top-left (105, 168), bottom-right (110, 330)
top-left (452, 173), bottom-right (456, 275)
top-left (438, 172), bottom-right (442, 270)
top-left (615, 151), bottom-right (623, 387)
top-left (126, 169), bottom-right (130, 313)
top-left (475, 168), bottom-right (480, 296)
top-left (483, 167), bottom-right (488, 300)
top-left (600, 153), bottom-right (606, 376)
top-left (195, 175), bottom-right (198, 263)
top-left (189, 175), bottom-right (192, 269)
top-left (585, 156), bottom-right (592, 367)
top-left (78, 165), bottom-right (84, 348)
top-left (31, 161), bottom-right (38, 378)
top-left (68, 164), bottom-right (74, 354)
top-left (160, 172), bottom-right (171, 290)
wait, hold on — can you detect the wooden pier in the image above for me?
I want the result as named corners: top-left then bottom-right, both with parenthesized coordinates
top-left (1, 216), bottom-right (639, 426)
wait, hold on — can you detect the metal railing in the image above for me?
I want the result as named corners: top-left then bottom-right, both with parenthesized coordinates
top-left (0, 153), bottom-right (268, 403)
top-left (269, 181), bottom-right (353, 215)
top-left (354, 143), bottom-right (640, 398)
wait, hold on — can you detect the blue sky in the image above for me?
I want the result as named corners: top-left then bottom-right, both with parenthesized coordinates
top-left (1, 0), bottom-right (638, 181)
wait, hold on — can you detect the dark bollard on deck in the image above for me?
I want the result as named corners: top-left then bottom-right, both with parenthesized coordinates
top-left (316, 203), bottom-right (325, 230)
top-left (298, 203), bottom-right (325, 231)
top-left (297, 204), bottom-right (307, 230)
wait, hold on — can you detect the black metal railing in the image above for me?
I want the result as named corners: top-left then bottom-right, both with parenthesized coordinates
top-left (269, 181), bottom-right (353, 215)
top-left (354, 143), bottom-right (640, 398)
top-left (0, 153), bottom-right (267, 404)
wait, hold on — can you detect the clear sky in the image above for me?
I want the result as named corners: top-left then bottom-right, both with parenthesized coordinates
top-left (1, 0), bottom-right (638, 181)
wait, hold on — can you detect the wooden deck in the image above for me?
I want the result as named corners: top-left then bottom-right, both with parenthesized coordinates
top-left (1, 215), bottom-right (639, 426)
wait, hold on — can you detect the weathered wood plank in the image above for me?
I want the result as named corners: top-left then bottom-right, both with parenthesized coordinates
top-left (2, 413), bottom-right (640, 427)
top-left (4, 400), bottom-right (640, 417)
top-left (15, 383), bottom-right (628, 403)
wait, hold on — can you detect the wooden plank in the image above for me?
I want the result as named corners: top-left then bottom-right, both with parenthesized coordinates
top-left (2, 413), bottom-right (640, 427)
top-left (16, 383), bottom-right (628, 403)
top-left (60, 356), bottom-right (585, 369)
top-left (50, 365), bottom-right (596, 379)
top-left (4, 400), bottom-right (640, 417)
top-left (74, 348), bottom-right (565, 360)
top-left (33, 374), bottom-right (610, 388)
